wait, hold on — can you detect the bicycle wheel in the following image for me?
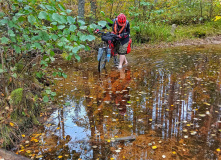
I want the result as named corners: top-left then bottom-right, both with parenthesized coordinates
top-left (98, 48), bottom-right (107, 72)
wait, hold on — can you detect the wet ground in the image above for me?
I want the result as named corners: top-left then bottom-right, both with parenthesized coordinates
top-left (18, 44), bottom-right (221, 159)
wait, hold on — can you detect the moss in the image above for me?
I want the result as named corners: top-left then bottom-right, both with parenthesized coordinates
top-left (10, 88), bottom-right (23, 105)
top-left (15, 62), bottom-right (24, 73)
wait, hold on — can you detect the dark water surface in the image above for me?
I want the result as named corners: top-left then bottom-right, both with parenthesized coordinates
top-left (19, 45), bottom-right (221, 159)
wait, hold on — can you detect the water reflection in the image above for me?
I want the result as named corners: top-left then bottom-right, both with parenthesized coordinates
top-left (19, 45), bottom-right (221, 159)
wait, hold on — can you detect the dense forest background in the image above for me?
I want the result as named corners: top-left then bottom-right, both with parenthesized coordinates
top-left (0, 0), bottom-right (221, 149)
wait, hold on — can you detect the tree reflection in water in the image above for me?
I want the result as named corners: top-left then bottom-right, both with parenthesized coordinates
top-left (18, 46), bottom-right (221, 159)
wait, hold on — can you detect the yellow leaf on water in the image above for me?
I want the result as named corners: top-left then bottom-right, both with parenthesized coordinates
top-left (203, 102), bottom-right (210, 106)
top-left (10, 122), bottom-right (14, 127)
top-left (57, 127), bottom-right (60, 130)
top-left (22, 134), bottom-right (25, 137)
top-left (26, 150), bottom-right (31, 153)
top-left (36, 155), bottom-right (43, 158)
top-left (179, 139), bottom-right (184, 144)
top-left (110, 158), bottom-right (115, 160)
top-left (149, 119), bottom-right (152, 122)
top-left (152, 146), bottom-right (157, 149)
top-left (172, 151), bottom-right (176, 154)
top-left (217, 148), bottom-right (220, 152)
top-left (58, 155), bottom-right (63, 158)
top-left (107, 139), bottom-right (110, 142)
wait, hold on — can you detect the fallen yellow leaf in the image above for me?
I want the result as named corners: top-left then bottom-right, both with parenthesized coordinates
top-left (217, 148), bottom-right (220, 152)
top-left (58, 155), bottom-right (63, 158)
top-left (152, 146), bottom-right (157, 149)
top-left (22, 134), bottom-right (25, 137)
top-left (10, 122), bottom-right (14, 127)
top-left (172, 151), bottom-right (176, 154)
top-left (26, 150), bottom-right (31, 153)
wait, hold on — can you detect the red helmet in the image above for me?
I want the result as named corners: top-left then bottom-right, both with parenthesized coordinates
top-left (117, 13), bottom-right (126, 26)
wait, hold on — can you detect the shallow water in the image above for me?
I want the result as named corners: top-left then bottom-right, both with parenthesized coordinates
top-left (19, 45), bottom-right (221, 159)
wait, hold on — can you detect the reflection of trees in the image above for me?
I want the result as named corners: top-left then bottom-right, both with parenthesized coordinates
top-left (129, 49), bottom-right (221, 159)
top-left (21, 47), bottom-right (221, 159)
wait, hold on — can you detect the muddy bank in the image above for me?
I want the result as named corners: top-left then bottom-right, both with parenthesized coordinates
top-left (135, 35), bottom-right (221, 50)
top-left (0, 149), bottom-right (30, 160)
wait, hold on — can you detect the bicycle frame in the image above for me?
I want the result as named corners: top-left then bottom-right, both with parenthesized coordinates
top-left (97, 32), bottom-right (119, 72)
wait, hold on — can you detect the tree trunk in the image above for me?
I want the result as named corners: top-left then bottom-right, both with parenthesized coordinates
top-left (78, 0), bottom-right (85, 20)
top-left (90, 0), bottom-right (96, 23)
top-left (134, 0), bottom-right (139, 7)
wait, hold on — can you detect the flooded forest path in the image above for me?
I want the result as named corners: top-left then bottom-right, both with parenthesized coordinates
top-left (18, 44), bottom-right (221, 160)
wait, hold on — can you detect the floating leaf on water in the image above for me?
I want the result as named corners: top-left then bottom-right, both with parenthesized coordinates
top-left (179, 139), bottom-right (184, 144)
top-left (107, 139), bottom-right (110, 142)
top-left (190, 131), bottom-right (197, 135)
top-left (36, 155), bottom-right (43, 158)
top-left (22, 134), bottom-right (25, 137)
top-left (92, 145), bottom-right (97, 148)
top-left (149, 119), bottom-right (152, 122)
top-left (58, 155), bottom-right (63, 158)
top-left (203, 102), bottom-right (210, 106)
top-left (26, 150), bottom-right (31, 153)
top-left (199, 114), bottom-right (206, 117)
top-left (217, 148), bottom-right (220, 152)
top-left (172, 151), bottom-right (177, 154)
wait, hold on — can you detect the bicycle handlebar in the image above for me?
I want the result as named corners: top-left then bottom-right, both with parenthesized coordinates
top-left (97, 31), bottom-right (117, 38)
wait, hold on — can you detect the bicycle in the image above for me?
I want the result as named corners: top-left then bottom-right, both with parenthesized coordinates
top-left (97, 31), bottom-right (119, 72)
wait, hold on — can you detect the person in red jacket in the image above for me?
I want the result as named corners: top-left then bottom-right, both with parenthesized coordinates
top-left (96, 13), bottom-right (130, 69)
